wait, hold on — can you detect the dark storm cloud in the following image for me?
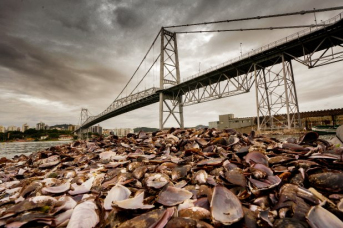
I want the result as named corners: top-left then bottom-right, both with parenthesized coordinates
top-left (113, 6), bottom-right (142, 29)
top-left (0, 32), bottom-right (127, 105)
top-left (53, 13), bottom-right (94, 33)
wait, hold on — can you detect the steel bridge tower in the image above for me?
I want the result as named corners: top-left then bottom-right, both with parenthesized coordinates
top-left (159, 28), bottom-right (184, 129)
top-left (79, 108), bottom-right (89, 140)
top-left (254, 55), bottom-right (301, 131)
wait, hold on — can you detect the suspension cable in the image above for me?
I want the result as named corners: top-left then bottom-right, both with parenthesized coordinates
top-left (114, 30), bottom-right (161, 101)
top-left (175, 24), bottom-right (329, 34)
top-left (129, 54), bottom-right (161, 95)
top-left (165, 6), bottom-right (343, 28)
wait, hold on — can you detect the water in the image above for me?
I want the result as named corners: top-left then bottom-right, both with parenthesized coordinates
top-left (0, 141), bottom-right (72, 159)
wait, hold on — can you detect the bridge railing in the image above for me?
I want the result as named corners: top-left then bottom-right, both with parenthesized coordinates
top-left (80, 87), bottom-right (159, 128)
top-left (182, 12), bottom-right (342, 82)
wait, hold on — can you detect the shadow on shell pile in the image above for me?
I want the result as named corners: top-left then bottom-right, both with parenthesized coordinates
top-left (0, 128), bottom-right (343, 228)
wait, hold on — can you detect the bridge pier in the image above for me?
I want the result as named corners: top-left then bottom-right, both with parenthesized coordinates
top-left (255, 54), bottom-right (301, 130)
top-left (159, 28), bottom-right (184, 129)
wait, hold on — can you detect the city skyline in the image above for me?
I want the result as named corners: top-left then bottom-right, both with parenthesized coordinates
top-left (0, 121), bottom-right (144, 131)
top-left (1, 0), bottom-right (343, 129)
top-left (0, 122), bottom-right (77, 132)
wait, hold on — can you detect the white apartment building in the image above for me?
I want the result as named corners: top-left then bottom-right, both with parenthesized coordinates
top-left (7, 126), bottom-right (17, 131)
top-left (22, 123), bottom-right (29, 132)
top-left (36, 122), bottom-right (46, 130)
top-left (113, 128), bottom-right (134, 137)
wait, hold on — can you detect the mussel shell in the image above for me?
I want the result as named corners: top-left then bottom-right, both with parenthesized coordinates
top-left (144, 173), bottom-right (169, 189)
top-left (157, 186), bottom-right (192, 206)
top-left (166, 217), bottom-right (213, 228)
top-left (245, 152), bottom-right (268, 166)
top-left (193, 170), bottom-right (208, 184)
top-left (224, 168), bottom-right (246, 187)
top-left (210, 185), bottom-right (244, 225)
top-left (104, 184), bottom-right (131, 210)
top-left (114, 192), bottom-right (154, 209)
top-left (249, 175), bottom-right (281, 190)
top-left (253, 164), bottom-right (273, 176)
top-left (196, 138), bottom-right (209, 147)
top-left (308, 172), bottom-right (343, 192)
top-left (42, 182), bottom-right (70, 194)
top-left (306, 205), bottom-right (343, 228)
top-left (298, 132), bottom-right (318, 145)
top-left (236, 146), bottom-right (250, 156)
top-left (67, 200), bottom-right (99, 228)
top-left (282, 143), bottom-right (309, 152)
top-left (274, 218), bottom-right (308, 228)
top-left (132, 166), bottom-right (148, 180)
top-left (118, 208), bottom-right (173, 228)
top-left (6, 212), bottom-right (54, 227)
top-left (197, 158), bottom-right (224, 166)
top-left (179, 207), bottom-right (211, 220)
top-left (172, 166), bottom-right (190, 181)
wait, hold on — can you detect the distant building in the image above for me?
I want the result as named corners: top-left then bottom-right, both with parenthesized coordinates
top-left (101, 128), bottom-right (134, 136)
top-left (22, 123), bottom-right (29, 132)
top-left (90, 124), bottom-right (102, 135)
top-left (0, 126), bottom-right (5, 133)
top-left (7, 126), bottom-right (17, 132)
top-left (209, 114), bottom-right (255, 130)
top-left (68, 125), bottom-right (76, 131)
top-left (36, 122), bottom-right (46, 130)
top-left (114, 128), bottom-right (134, 137)
top-left (209, 121), bottom-right (219, 129)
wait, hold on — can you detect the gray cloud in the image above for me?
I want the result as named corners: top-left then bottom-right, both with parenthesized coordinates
top-left (113, 6), bottom-right (142, 29)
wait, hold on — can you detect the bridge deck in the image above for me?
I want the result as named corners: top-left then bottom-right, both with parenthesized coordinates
top-left (80, 91), bottom-right (160, 129)
top-left (165, 14), bottom-right (343, 95)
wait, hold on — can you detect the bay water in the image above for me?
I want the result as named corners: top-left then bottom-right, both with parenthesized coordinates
top-left (0, 141), bottom-right (72, 159)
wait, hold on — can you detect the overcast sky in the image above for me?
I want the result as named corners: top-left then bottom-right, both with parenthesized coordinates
top-left (1, 0), bottom-right (343, 129)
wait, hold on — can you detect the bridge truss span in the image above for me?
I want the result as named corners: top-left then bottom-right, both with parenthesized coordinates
top-left (180, 64), bottom-right (255, 106)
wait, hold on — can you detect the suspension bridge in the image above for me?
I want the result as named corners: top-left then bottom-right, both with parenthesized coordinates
top-left (76, 7), bottom-right (343, 134)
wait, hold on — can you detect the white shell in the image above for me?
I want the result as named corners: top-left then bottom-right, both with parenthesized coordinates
top-left (67, 200), bottom-right (99, 228)
top-left (104, 184), bottom-right (131, 210)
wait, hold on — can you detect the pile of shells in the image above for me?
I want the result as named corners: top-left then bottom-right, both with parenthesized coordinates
top-left (0, 128), bottom-right (343, 227)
